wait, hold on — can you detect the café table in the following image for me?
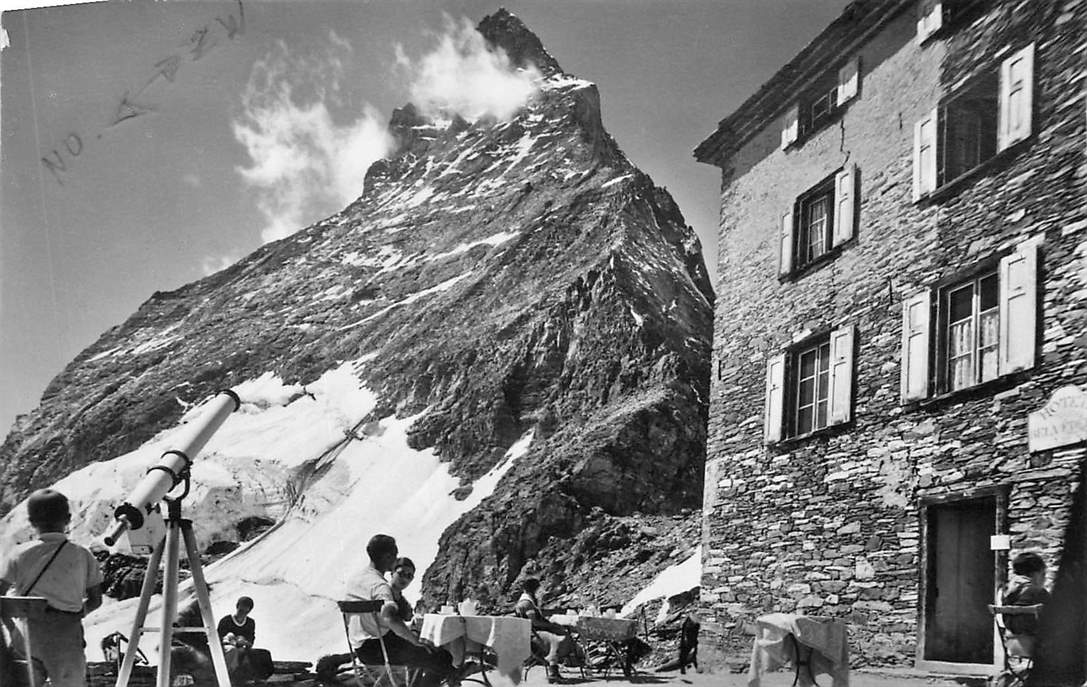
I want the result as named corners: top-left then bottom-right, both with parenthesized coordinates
top-left (549, 614), bottom-right (640, 679)
top-left (746, 613), bottom-right (849, 687)
top-left (420, 613), bottom-right (532, 684)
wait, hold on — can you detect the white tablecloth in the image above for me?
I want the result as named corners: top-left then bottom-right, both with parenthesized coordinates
top-left (549, 615), bottom-right (638, 641)
top-left (420, 614), bottom-right (531, 682)
top-left (747, 613), bottom-right (849, 687)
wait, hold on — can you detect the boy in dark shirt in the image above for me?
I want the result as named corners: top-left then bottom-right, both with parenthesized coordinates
top-left (217, 596), bottom-right (256, 653)
top-left (217, 596), bottom-right (273, 682)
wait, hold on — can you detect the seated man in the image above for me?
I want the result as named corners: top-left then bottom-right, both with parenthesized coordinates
top-left (1002, 551), bottom-right (1050, 654)
top-left (345, 535), bottom-right (455, 687)
top-left (513, 578), bottom-right (574, 684)
top-left (316, 556), bottom-right (418, 682)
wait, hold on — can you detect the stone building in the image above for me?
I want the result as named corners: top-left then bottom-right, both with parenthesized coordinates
top-left (694, 0), bottom-right (1085, 678)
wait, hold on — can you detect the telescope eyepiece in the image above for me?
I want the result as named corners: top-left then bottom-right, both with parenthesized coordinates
top-left (113, 502), bottom-right (145, 531)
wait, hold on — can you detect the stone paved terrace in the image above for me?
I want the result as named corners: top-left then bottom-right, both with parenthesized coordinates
top-left (88, 660), bottom-right (996, 687)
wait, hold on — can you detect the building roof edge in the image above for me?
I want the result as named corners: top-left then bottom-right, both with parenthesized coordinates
top-left (693, 0), bottom-right (913, 167)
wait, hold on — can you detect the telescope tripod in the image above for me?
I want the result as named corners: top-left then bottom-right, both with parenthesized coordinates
top-left (115, 495), bottom-right (231, 687)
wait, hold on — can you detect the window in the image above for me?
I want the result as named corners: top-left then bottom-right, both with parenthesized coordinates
top-left (765, 326), bottom-right (855, 443)
top-left (943, 271), bottom-right (999, 391)
top-left (940, 72), bottom-right (998, 185)
top-left (901, 243), bottom-right (1038, 401)
top-left (781, 57), bottom-right (860, 149)
top-left (802, 81), bottom-right (839, 139)
top-left (914, 44), bottom-right (1034, 199)
top-left (796, 178), bottom-right (834, 268)
top-left (916, 0), bottom-right (988, 44)
top-left (794, 339), bottom-right (831, 435)
top-left (779, 165), bottom-right (856, 277)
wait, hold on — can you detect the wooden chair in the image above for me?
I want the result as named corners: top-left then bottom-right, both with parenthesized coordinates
top-left (1, 596), bottom-right (48, 687)
top-left (987, 603), bottom-right (1043, 687)
top-left (337, 600), bottom-right (419, 687)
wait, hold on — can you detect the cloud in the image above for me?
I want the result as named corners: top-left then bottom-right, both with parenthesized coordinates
top-left (182, 172), bottom-right (202, 188)
top-left (232, 32), bottom-right (393, 243)
top-left (201, 253), bottom-right (238, 276)
top-left (398, 15), bottom-right (542, 121)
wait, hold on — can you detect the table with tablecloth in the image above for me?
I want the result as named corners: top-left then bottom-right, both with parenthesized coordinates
top-left (549, 614), bottom-right (640, 677)
top-left (747, 613), bottom-right (849, 687)
top-left (420, 614), bottom-right (531, 683)
top-left (549, 615), bottom-right (638, 642)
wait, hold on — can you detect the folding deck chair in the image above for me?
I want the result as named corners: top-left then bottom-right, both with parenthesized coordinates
top-left (987, 603), bottom-right (1043, 687)
top-left (1, 596), bottom-right (47, 687)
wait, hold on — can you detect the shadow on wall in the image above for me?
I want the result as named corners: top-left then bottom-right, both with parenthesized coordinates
top-left (1031, 455), bottom-right (1086, 685)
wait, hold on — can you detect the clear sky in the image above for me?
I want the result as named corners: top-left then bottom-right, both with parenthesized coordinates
top-left (0, 0), bottom-right (850, 435)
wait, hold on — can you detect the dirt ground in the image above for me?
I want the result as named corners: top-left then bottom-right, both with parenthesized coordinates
top-left (513, 664), bottom-right (978, 687)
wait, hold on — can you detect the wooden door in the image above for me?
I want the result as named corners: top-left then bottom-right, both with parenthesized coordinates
top-left (923, 497), bottom-right (995, 663)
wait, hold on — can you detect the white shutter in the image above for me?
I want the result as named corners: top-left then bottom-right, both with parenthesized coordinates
top-left (901, 290), bottom-right (931, 401)
top-left (916, 0), bottom-right (942, 44)
top-left (998, 243), bottom-right (1038, 374)
top-left (999, 43), bottom-right (1035, 150)
top-left (779, 209), bottom-right (794, 276)
top-left (828, 325), bottom-right (855, 425)
top-left (837, 57), bottom-right (860, 105)
top-left (781, 104), bottom-right (799, 150)
top-left (764, 353), bottom-right (786, 444)
top-left (832, 164), bottom-right (856, 247)
top-left (913, 108), bottom-right (938, 201)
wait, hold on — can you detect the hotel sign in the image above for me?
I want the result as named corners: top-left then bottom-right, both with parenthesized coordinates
top-left (1028, 385), bottom-right (1087, 452)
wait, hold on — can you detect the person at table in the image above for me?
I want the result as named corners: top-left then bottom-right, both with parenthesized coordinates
top-left (513, 577), bottom-right (573, 684)
top-left (391, 557), bottom-right (417, 624)
top-left (347, 534), bottom-right (455, 687)
top-left (315, 555), bottom-right (420, 683)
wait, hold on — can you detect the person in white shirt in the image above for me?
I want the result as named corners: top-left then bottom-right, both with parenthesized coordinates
top-left (0, 489), bottom-right (103, 687)
top-left (344, 534), bottom-right (455, 687)
top-left (513, 578), bottom-right (573, 684)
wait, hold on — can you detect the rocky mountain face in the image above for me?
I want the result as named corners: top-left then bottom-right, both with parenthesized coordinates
top-left (0, 10), bottom-right (712, 612)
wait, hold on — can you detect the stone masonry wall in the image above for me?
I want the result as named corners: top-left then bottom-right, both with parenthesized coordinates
top-left (699, 1), bottom-right (1086, 670)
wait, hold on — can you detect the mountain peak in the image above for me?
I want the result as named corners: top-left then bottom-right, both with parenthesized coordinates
top-left (477, 9), bottom-right (563, 77)
top-left (0, 7), bottom-right (711, 662)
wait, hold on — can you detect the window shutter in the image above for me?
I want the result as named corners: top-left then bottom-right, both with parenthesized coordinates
top-left (901, 290), bottom-right (931, 401)
top-left (916, 0), bottom-right (942, 44)
top-left (998, 243), bottom-right (1038, 374)
top-left (999, 43), bottom-right (1035, 150)
top-left (779, 209), bottom-right (794, 276)
top-left (828, 325), bottom-right (855, 425)
top-left (913, 108), bottom-right (938, 201)
top-left (837, 57), bottom-right (860, 105)
top-left (764, 353), bottom-right (786, 443)
top-left (832, 164), bottom-right (856, 247)
top-left (781, 104), bottom-right (799, 150)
